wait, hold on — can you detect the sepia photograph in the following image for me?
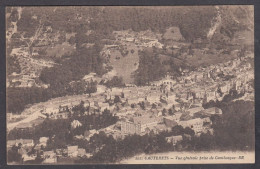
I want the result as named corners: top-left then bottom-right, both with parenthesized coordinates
top-left (6, 6), bottom-right (255, 164)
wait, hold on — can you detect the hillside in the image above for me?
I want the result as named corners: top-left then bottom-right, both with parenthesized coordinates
top-left (6, 6), bottom-right (253, 79)
top-left (6, 6), bottom-right (254, 113)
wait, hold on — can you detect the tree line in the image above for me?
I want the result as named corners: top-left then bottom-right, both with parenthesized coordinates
top-left (11, 6), bottom-right (226, 42)
top-left (134, 49), bottom-right (167, 86)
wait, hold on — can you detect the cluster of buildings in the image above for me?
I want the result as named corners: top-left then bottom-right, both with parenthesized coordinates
top-left (119, 105), bottom-right (221, 137)
top-left (7, 23), bottom-right (65, 88)
top-left (7, 47), bottom-right (54, 88)
top-left (113, 29), bottom-right (164, 49)
top-left (7, 137), bottom-right (91, 164)
top-left (97, 55), bottom-right (253, 141)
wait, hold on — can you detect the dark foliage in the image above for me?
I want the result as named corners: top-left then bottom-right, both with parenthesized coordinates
top-left (134, 50), bottom-right (166, 86)
top-left (39, 45), bottom-right (105, 88)
top-left (102, 76), bottom-right (125, 88)
top-left (7, 56), bottom-right (21, 75)
top-left (7, 80), bottom-right (97, 114)
top-left (7, 87), bottom-right (50, 114)
top-left (200, 96), bottom-right (254, 151)
top-left (77, 131), bottom-right (174, 164)
top-left (8, 109), bottom-right (118, 150)
top-left (7, 145), bottom-right (22, 163)
top-left (8, 6), bottom-right (251, 42)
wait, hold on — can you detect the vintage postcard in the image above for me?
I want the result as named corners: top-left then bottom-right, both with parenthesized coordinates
top-left (6, 6), bottom-right (254, 164)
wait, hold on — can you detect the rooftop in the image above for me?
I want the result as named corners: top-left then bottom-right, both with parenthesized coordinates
top-left (130, 115), bottom-right (159, 125)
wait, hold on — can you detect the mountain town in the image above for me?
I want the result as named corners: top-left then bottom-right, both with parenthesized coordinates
top-left (6, 6), bottom-right (254, 164)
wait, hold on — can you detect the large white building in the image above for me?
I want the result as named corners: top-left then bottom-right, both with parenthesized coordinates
top-left (121, 115), bottom-right (161, 135)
